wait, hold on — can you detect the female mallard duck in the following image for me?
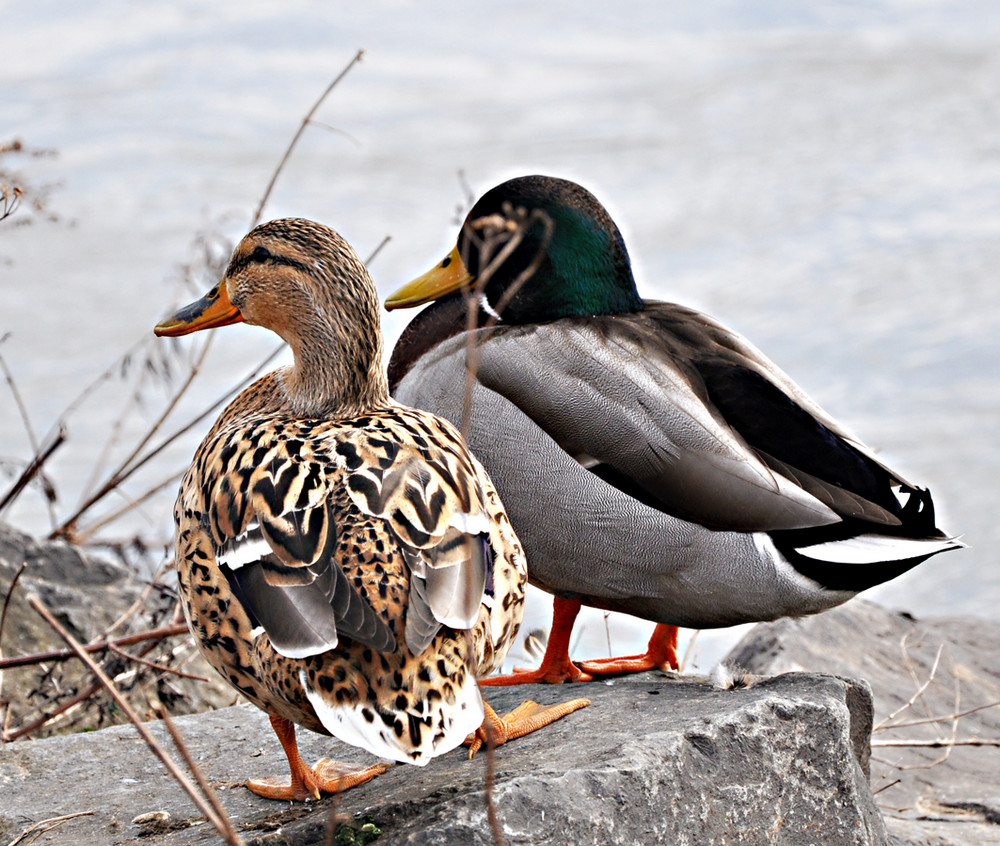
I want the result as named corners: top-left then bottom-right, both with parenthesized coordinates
top-left (154, 218), bottom-right (587, 800)
top-left (385, 175), bottom-right (964, 685)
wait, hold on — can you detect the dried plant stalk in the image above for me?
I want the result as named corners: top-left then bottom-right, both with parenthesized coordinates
top-left (0, 624), bottom-right (189, 671)
top-left (26, 593), bottom-right (244, 846)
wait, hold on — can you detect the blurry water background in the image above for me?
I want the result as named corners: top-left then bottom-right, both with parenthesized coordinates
top-left (3, 0), bottom-right (998, 670)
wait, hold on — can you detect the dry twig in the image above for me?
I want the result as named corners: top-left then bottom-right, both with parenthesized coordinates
top-left (26, 594), bottom-right (244, 845)
top-left (4, 811), bottom-right (96, 846)
top-left (0, 624), bottom-right (189, 671)
top-left (0, 560), bottom-right (28, 724)
top-left (873, 641), bottom-right (944, 731)
top-left (3, 680), bottom-right (103, 743)
top-left (872, 738), bottom-right (1000, 749)
top-left (881, 698), bottom-right (1000, 730)
top-left (0, 426), bottom-right (65, 516)
top-left (252, 49), bottom-right (364, 226)
top-left (155, 703), bottom-right (244, 845)
top-left (871, 636), bottom-right (1000, 779)
top-left (107, 642), bottom-right (209, 683)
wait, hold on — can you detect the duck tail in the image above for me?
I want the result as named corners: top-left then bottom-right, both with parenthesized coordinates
top-left (300, 660), bottom-right (485, 766)
top-left (775, 487), bottom-right (965, 593)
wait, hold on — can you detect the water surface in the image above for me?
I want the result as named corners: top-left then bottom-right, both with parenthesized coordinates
top-left (4, 1), bottom-right (998, 667)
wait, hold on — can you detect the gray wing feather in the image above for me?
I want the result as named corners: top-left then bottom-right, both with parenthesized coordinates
top-left (403, 529), bottom-right (488, 656)
top-left (474, 324), bottom-right (839, 532)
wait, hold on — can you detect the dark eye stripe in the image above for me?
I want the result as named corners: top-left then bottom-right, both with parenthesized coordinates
top-left (228, 247), bottom-right (309, 276)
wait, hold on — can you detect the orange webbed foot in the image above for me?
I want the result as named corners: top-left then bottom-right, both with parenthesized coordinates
top-left (250, 712), bottom-right (389, 802)
top-left (247, 759), bottom-right (389, 802)
top-left (464, 697), bottom-right (590, 758)
top-left (479, 657), bottom-right (592, 686)
top-left (575, 624), bottom-right (679, 677)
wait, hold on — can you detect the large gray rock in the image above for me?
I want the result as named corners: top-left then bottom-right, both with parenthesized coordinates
top-left (0, 672), bottom-right (885, 845)
top-left (724, 600), bottom-right (1000, 846)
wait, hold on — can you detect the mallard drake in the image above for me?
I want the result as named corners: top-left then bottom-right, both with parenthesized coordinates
top-left (154, 218), bottom-right (587, 800)
top-left (385, 175), bottom-right (964, 685)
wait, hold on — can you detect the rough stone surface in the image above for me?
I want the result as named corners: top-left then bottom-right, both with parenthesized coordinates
top-left (0, 673), bottom-right (885, 846)
top-left (724, 600), bottom-right (1000, 846)
top-left (0, 522), bottom-right (234, 738)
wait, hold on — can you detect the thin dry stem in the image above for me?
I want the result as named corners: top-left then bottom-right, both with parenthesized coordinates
top-left (678, 629), bottom-right (700, 674)
top-left (11, 57), bottom-right (369, 542)
top-left (365, 234), bottom-right (391, 266)
top-left (0, 348), bottom-right (41, 455)
top-left (79, 339), bottom-right (161, 503)
top-left (3, 680), bottom-right (102, 742)
top-left (252, 49), bottom-right (364, 226)
top-left (102, 560), bottom-right (173, 637)
top-left (107, 643), bottom-right (209, 682)
top-left (25, 594), bottom-right (243, 845)
top-left (155, 703), bottom-right (244, 845)
top-left (481, 715), bottom-right (506, 846)
top-left (459, 206), bottom-right (553, 441)
top-left (871, 778), bottom-right (901, 797)
top-left (881, 698), bottom-right (1000, 730)
top-left (874, 640), bottom-right (944, 731)
top-left (0, 624), bottom-right (189, 671)
top-left (4, 811), bottom-right (96, 846)
top-left (55, 339), bottom-right (214, 540)
top-left (0, 560), bottom-right (28, 703)
top-left (910, 677), bottom-right (962, 770)
top-left (452, 207), bottom-right (551, 846)
top-left (871, 636), bottom-right (1000, 776)
top-left (0, 351), bottom-right (51, 533)
top-left (55, 339), bottom-right (285, 542)
top-left (0, 426), bottom-right (65, 515)
top-left (872, 738), bottom-right (1000, 749)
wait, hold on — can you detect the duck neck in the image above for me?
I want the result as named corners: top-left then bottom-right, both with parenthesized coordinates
top-left (281, 317), bottom-right (389, 419)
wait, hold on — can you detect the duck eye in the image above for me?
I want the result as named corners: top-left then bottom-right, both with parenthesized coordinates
top-left (250, 245), bottom-right (272, 263)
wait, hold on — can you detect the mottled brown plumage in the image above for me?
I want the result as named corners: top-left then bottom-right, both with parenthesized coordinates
top-left (155, 218), bottom-right (585, 801)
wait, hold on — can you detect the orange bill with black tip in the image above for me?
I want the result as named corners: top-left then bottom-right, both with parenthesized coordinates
top-left (154, 282), bottom-right (243, 336)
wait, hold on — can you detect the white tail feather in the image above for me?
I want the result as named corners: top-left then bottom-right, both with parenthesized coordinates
top-left (299, 669), bottom-right (484, 765)
top-left (796, 534), bottom-right (964, 565)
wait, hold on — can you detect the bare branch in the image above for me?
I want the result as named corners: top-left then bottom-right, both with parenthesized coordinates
top-left (678, 630), bottom-right (700, 674)
top-left (4, 811), bottom-right (96, 846)
top-left (155, 703), bottom-right (244, 846)
top-left (0, 623), bottom-right (189, 671)
top-left (252, 50), bottom-right (364, 226)
top-left (365, 235), bottom-right (391, 266)
top-left (873, 641), bottom-right (944, 731)
top-left (53, 339), bottom-right (214, 539)
top-left (72, 471), bottom-right (184, 544)
top-left (3, 680), bottom-right (102, 742)
top-left (25, 594), bottom-right (243, 844)
top-left (871, 778), bottom-right (901, 797)
top-left (879, 698), bottom-right (1000, 730)
top-left (0, 560), bottom-right (28, 704)
top-left (107, 643), bottom-right (209, 682)
top-left (872, 738), bottom-right (1000, 749)
top-left (0, 426), bottom-right (66, 515)
top-left (0, 349), bottom-right (41, 456)
top-left (458, 206), bottom-right (553, 441)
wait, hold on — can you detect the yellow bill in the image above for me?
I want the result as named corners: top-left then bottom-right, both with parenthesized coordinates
top-left (384, 246), bottom-right (473, 311)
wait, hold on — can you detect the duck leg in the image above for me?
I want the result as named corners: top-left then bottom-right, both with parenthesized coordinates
top-left (465, 697), bottom-right (591, 758)
top-left (480, 596), bottom-right (593, 685)
top-left (247, 713), bottom-right (389, 802)
top-left (481, 597), bottom-right (679, 685)
top-left (575, 623), bottom-right (679, 675)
